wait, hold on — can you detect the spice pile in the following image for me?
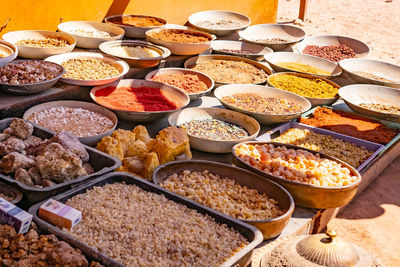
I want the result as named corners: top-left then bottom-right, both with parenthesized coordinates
top-left (180, 119), bottom-right (249, 141)
top-left (269, 74), bottom-right (338, 99)
top-left (148, 29), bottom-right (211, 43)
top-left (97, 126), bottom-right (191, 179)
top-left (108, 15), bottom-right (165, 27)
top-left (235, 143), bottom-right (358, 187)
top-left (107, 45), bottom-right (161, 58)
top-left (151, 72), bottom-right (209, 94)
top-left (272, 128), bottom-right (374, 168)
top-left (16, 38), bottom-right (69, 48)
top-left (219, 48), bottom-right (252, 54)
top-left (354, 71), bottom-right (399, 83)
top-left (0, 61), bottom-right (63, 84)
top-left (253, 38), bottom-right (289, 44)
top-left (64, 182), bottom-right (248, 267)
top-left (27, 106), bottom-right (115, 137)
top-left (94, 86), bottom-right (179, 112)
top-left (190, 59), bottom-right (268, 84)
top-left (299, 107), bottom-right (398, 144)
top-left (196, 19), bottom-right (244, 29)
top-left (276, 62), bottom-right (331, 75)
top-left (61, 59), bottom-right (120, 80)
top-left (359, 103), bottom-right (400, 115)
top-left (160, 170), bottom-right (284, 220)
top-left (65, 28), bottom-right (113, 38)
top-left (302, 44), bottom-right (356, 62)
top-left (221, 93), bottom-right (304, 114)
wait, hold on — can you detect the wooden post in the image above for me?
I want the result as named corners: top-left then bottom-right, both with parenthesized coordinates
top-left (299, 0), bottom-right (308, 21)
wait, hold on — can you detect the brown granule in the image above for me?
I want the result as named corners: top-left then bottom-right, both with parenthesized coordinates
top-left (16, 38), bottom-right (69, 48)
top-left (108, 16), bottom-right (165, 27)
top-left (65, 182), bottom-right (248, 267)
top-left (302, 44), bottom-right (356, 62)
top-left (148, 29), bottom-right (211, 43)
top-left (27, 107), bottom-right (114, 137)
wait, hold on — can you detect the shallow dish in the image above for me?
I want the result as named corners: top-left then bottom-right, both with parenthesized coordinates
top-left (146, 28), bottom-right (212, 55)
top-left (2, 30), bottom-right (76, 59)
top-left (214, 84), bottom-right (311, 124)
top-left (0, 181), bottom-right (23, 205)
top-left (0, 40), bottom-right (18, 67)
top-left (0, 60), bottom-right (64, 95)
top-left (105, 14), bottom-right (167, 38)
top-left (239, 24), bottom-right (305, 51)
top-left (168, 107), bottom-right (260, 153)
top-left (45, 52), bottom-right (129, 86)
top-left (153, 160), bottom-right (294, 239)
top-left (211, 40), bottom-right (273, 61)
top-left (267, 72), bottom-right (340, 106)
top-left (339, 58), bottom-right (400, 88)
top-left (339, 84), bottom-right (400, 122)
top-left (99, 40), bottom-right (170, 68)
top-left (57, 21), bottom-right (124, 49)
top-left (264, 52), bottom-right (342, 79)
top-left (232, 141), bottom-right (362, 209)
top-left (90, 79), bottom-right (190, 122)
top-left (23, 100), bottom-right (118, 146)
top-left (145, 67), bottom-right (214, 100)
top-left (184, 54), bottom-right (272, 87)
top-left (188, 10), bottom-right (251, 36)
top-left (295, 35), bottom-right (370, 59)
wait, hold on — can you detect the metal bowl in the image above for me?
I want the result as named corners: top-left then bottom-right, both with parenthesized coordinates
top-left (294, 35), bottom-right (370, 59)
top-left (214, 84), bottom-right (311, 125)
top-left (168, 107), bottom-right (260, 153)
top-left (184, 54), bottom-right (272, 87)
top-left (146, 28), bottom-right (212, 55)
top-left (0, 181), bottom-right (23, 205)
top-left (0, 60), bottom-right (64, 95)
top-left (188, 10), bottom-right (251, 36)
top-left (99, 40), bottom-right (171, 68)
top-left (264, 52), bottom-right (342, 79)
top-left (239, 24), bottom-right (306, 51)
top-left (2, 30), bottom-right (76, 59)
top-left (57, 21), bottom-right (125, 49)
top-left (339, 84), bottom-right (400, 122)
top-left (23, 100), bottom-right (118, 146)
top-left (267, 72), bottom-right (340, 106)
top-left (211, 40), bottom-right (273, 61)
top-left (232, 141), bottom-right (362, 209)
top-left (45, 52), bottom-right (129, 86)
top-left (90, 79), bottom-right (190, 122)
top-left (0, 40), bottom-right (18, 68)
top-left (105, 14), bottom-right (167, 38)
top-left (145, 67), bottom-right (214, 100)
top-left (153, 160), bottom-right (295, 240)
top-left (339, 58), bottom-right (400, 88)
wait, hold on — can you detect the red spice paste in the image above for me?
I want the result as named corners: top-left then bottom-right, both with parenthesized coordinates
top-left (299, 107), bottom-right (398, 144)
top-left (94, 86), bottom-right (178, 112)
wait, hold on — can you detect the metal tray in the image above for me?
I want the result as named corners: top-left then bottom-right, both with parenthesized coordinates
top-left (256, 121), bottom-right (384, 172)
top-left (232, 141), bottom-right (362, 209)
top-left (300, 105), bottom-right (400, 156)
top-left (0, 118), bottom-right (121, 205)
top-left (29, 172), bottom-right (263, 267)
top-left (152, 160), bottom-right (294, 240)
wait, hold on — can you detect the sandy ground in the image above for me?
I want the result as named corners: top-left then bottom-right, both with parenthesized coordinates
top-left (277, 1), bottom-right (400, 265)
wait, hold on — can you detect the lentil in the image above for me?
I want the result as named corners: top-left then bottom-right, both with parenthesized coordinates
top-left (107, 45), bottom-right (160, 58)
top-left (235, 143), bottom-right (359, 187)
top-left (302, 44), bottom-right (356, 62)
top-left (269, 74), bottom-right (338, 98)
top-left (253, 38), bottom-right (289, 44)
top-left (0, 61), bottom-right (63, 84)
top-left (196, 19), bottom-right (244, 29)
top-left (221, 93), bottom-right (303, 114)
top-left (148, 29), bottom-right (211, 43)
top-left (65, 182), bottom-right (248, 267)
top-left (299, 107), bottom-right (398, 144)
top-left (160, 170), bottom-right (284, 220)
top-left (151, 73), bottom-right (208, 94)
top-left (359, 103), bottom-right (400, 115)
top-left (61, 59), bottom-right (120, 80)
top-left (180, 119), bottom-right (248, 140)
top-left (108, 16), bottom-right (165, 27)
top-left (27, 107), bottom-right (115, 137)
top-left (219, 48), bottom-right (252, 54)
top-left (272, 128), bottom-right (374, 168)
top-left (276, 62), bottom-right (331, 75)
top-left (354, 71), bottom-right (399, 83)
top-left (190, 59), bottom-right (268, 84)
top-left (16, 38), bottom-right (69, 48)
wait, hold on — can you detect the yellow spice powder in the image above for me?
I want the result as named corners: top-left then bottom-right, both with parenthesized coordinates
top-left (277, 62), bottom-right (331, 75)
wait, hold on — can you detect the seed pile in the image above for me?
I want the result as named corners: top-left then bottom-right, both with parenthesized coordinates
top-left (222, 93), bottom-right (303, 114)
top-left (160, 170), bottom-right (284, 220)
top-left (180, 119), bottom-right (249, 141)
top-left (107, 45), bottom-right (160, 58)
top-left (66, 28), bottom-right (113, 38)
top-left (253, 38), bottom-right (289, 44)
top-left (108, 16), bottom-right (165, 27)
top-left (61, 59), bottom-right (120, 80)
top-left (197, 19), bottom-right (244, 29)
top-left (354, 71), bottom-right (399, 83)
top-left (302, 44), bottom-right (356, 62)
top-left (149, 29), bottom-right (211, 43)
top-left (219, 48), bottom-right (252, 54)
top-left (151, 73), bottom-right (209, 94)
top-left (359, 103), bottom-right (400, 115)
top-left (16, 38), bottom-right (69, 48)
top-left (276, 62), bottom-right (331, 75)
